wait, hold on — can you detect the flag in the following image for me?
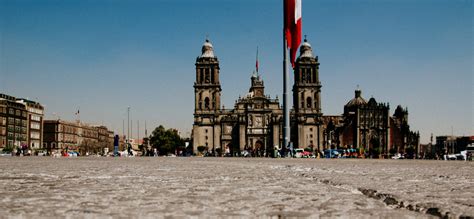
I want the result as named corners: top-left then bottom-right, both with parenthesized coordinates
top-left (256, 47), bottom-right (259, 73)
top-left (284, 0), bottom-right (302, 68)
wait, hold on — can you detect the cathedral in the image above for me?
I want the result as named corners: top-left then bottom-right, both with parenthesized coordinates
top-left (192, 38), bottom-right (419, 157)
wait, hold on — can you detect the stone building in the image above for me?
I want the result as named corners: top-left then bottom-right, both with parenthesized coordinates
top-left (0, 94), bottom-right (30, 152)
top-left (0, 100), bottom-right (5, 149)
top-left (43, 120), bottom-right (80, 153)
top-left (43, 119), bottom-right (114, 155)
top-left (435, 135), bottom-right (473, 155)
top-left (291, 39), bottom-right (323, 152)
top-left (323, 90), bottom-right (420, 157)
top-left (97, 126), bottom-right (115, 153)
top-left (192, 38), bottom-right (322, 156)
top-left (16, 98), bottom-right (44, 150)
top-left (191, 38), bottom-right (419, 157)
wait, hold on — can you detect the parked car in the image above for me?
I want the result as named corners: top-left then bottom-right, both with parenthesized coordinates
top-left (323, 149), bottom-right (339, 158)
top-left (301, 151), bottom-right (312, 158)
top-left (444, 154), bottom-right (457, 160)
top-left (347, 149), bottom-right (359, 158)
top-left (36, 150), bottom-right (47, 156)
top-left (294, 148), bottom-right (304, 158)
top-left (0, 151), bottom-right (12, 156)
top-left (391, 153), bottom-right (404, 159)
top-left (67, 151), bottom-right (79, 157)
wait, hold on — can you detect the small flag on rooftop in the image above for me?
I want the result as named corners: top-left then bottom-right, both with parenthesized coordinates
top-left (256, 46), bottom-right (259, 73)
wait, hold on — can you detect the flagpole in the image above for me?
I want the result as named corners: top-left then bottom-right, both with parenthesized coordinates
top-left (283, 1), bottom-right (291, 156)
top-left (127, 106), bottom-right (130, 145)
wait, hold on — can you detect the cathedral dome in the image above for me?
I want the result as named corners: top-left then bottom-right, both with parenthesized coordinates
top-left (200, 39), bottom-right (215, 58)
top-left (345, 89), bottom-right (367, 107)
top-left (299, 38), bottom-right (314, 58)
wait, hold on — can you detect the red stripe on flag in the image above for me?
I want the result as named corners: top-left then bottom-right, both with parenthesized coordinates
top-left (284, 0), bottom-right (302, 68)
top-left (256, 59), bottom-right (259, 73)
top-left (256, 47), bottom-right (259, 73)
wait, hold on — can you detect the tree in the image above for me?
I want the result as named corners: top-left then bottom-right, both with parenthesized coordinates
top-left (149, 125), bottom-right (184, 155)
top-left (2, 144), bottom-right (13, 153)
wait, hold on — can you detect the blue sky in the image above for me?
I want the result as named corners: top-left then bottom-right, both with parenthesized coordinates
top-left (1, 0), bottom-right (472, 143)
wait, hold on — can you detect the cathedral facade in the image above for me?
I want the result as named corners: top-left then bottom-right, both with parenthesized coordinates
top-left (323, 90), bottom-right (420, 157)
top-left (192, 39), bottom-right (419, 157)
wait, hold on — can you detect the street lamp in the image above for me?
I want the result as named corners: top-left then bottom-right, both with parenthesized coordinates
top-left (127, 106), bottom-right (130, 145)
top-left (328, 139), bottom-right (332, 158)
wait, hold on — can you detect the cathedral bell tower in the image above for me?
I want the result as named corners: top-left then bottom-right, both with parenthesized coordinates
top-left (292, 37), bottom-right (323, 151)
top-left (194, 39), bottom-right (222, 113)
top-left (193, 38), bottom-right (222, 153)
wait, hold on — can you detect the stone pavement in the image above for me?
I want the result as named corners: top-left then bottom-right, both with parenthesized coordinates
top-left (0, 157), bottom-right (472, 218)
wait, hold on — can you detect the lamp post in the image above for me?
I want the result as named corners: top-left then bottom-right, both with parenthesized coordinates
top-left (127, 106), bottom-right (130, 145)
top-left (264, 133), bottom-right (267, 157)
top-left (328, 139), bottom-right (332, 158)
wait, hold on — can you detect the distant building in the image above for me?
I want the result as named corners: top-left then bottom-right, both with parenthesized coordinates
top-left (43, 120), bottom-right (80, 153)
top-left (43, 119), bottom-right (114, 155)
top-left (0, 93), bottom-right (43, 152)
top-left (16, 98), bottom-right (44, 150)
top-left (419, 143), bottom-right (436, 159)
top-left (97, 126), bottom-right (114, 153)
top-left (435, 135), bottom-right (473, 155)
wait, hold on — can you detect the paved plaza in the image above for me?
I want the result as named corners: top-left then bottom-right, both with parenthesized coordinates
top-left (0, 157), bottom-right (472, 218)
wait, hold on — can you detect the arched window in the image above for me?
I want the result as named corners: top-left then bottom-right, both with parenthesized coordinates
top-left (314, 92), bottom-right (318, 108)
top-left (307, 70), bottom-right (311, 83)
top-left (307, 97), bottom-right (312, 108)
top-left (312, 68), bottom-right (316, 83)
top-left (199, 69), bottom-right (204, 83)
top-left (211, 68), bottom-right (215, 83)
top-left (298, 69), bottom-right (302, 83)
top-left (205, 69), bottom-right (210, 83)
top-left (198, 93), bottom-right (203, 110)
top-left (204, 97), bottom-right (210, 109)
top-left (300, 93), bottom-right (304, 108)
top-left (301, 69), bottom-right (306, 83)
top-left (212, 92), bottom-right (217, 109)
